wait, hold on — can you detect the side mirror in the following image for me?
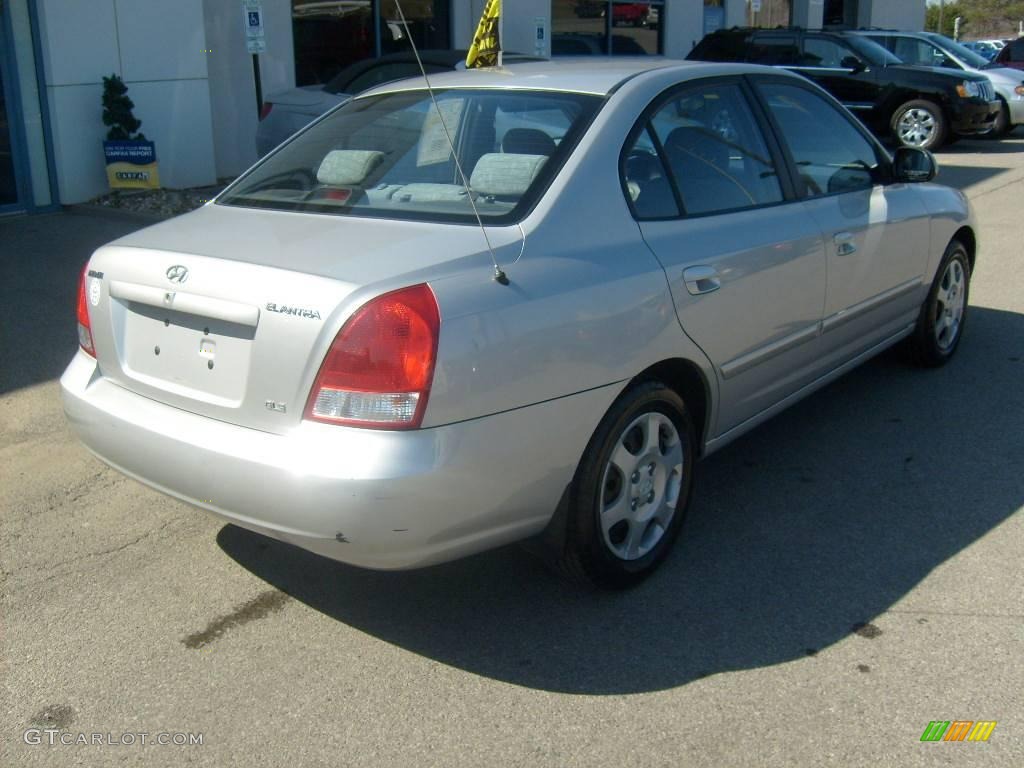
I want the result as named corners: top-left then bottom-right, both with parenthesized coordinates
top-left (892, 147), bottom-right (937, 183)
top-left (841, 55), bottom-right (866, 73)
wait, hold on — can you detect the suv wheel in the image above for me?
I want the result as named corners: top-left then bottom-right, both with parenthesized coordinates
top-left (892, 99), bottom-right (947, 150)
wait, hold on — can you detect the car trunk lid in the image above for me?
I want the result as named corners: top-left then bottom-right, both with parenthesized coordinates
top-left (84, 205), bottom-right (520, 434)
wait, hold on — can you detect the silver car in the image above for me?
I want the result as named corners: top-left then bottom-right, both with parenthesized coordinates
top-left (62, 60), bottom-right (975, 588)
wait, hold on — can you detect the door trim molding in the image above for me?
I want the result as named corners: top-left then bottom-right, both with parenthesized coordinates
top-left (822, 277), bottom-right (922, 334)
top-left (720, 322), bottom-right (820, 380)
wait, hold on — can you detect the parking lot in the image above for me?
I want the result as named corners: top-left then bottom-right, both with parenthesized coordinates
top-left (2, 132), bottom-right (1022, 767)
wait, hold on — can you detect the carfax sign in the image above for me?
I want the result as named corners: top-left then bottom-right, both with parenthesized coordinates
top-left (103, 140), bottom-right (160, 190)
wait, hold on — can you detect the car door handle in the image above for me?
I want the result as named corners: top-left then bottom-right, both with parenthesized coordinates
top-left (833, 231), bottom-right (857, 256)
top-left (683, 266), bottom-right (721, 295)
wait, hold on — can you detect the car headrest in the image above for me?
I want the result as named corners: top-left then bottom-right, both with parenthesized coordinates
top-left (470, 153), bottom-right (547, 197)
top-left (664, 127), bottom-right (730, 174)
top-left (502, 128), bottom-right (556, 156)
top-left (316, 149), bottom-right (384, 186)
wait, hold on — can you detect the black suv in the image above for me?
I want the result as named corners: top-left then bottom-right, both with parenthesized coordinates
top-left (688, 28), bottom-right (999, 150)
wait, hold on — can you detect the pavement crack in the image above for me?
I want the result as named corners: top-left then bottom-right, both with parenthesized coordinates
top-left (968, 171), bottom-right (1024, 200)
top-left (11, 519), bottom-right (178, 586)
top-left (886, 608), bottom-right (1024, 619)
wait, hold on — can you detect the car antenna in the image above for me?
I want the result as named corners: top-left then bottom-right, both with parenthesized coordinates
top-left (392, 1), bottom-right (510, 285)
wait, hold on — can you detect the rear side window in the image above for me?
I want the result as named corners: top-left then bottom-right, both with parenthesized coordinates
top-left (622, 82), bottom-right (784, 218)
top-left (799, 37), bottom-right (853, 68)
top-left (757, 82), bottom-right (879, 197)
top-left (689, 33), bottom-right (747, 62)
top-left (747, 36), bottom-right (799, 65)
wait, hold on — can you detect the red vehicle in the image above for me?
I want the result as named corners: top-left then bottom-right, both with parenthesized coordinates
top-left (613, 3), bottom-right (650, 27)
top-left (994, 37), bottom-right (1024, 70)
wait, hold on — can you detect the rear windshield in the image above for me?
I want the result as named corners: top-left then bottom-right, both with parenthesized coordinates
top-left (219, 88), bottom-right (602, 224)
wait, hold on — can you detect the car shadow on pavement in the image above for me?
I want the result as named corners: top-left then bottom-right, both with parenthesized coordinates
top-left (219, 305), bottom-right (1024, 695)
top-left (0, 212), bottom-right (149, 396)
top-left (934, 163), bottom-right (1014, 191)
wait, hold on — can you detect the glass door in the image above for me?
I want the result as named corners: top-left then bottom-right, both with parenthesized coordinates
top-left (1, 0), bottom-right (23, 207)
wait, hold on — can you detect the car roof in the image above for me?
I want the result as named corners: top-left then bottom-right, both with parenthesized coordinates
top-left (362, 58), bottom-right (771, 97)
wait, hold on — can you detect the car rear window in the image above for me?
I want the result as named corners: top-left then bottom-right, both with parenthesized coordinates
top-left (219, 89), bottom-right (602, 224)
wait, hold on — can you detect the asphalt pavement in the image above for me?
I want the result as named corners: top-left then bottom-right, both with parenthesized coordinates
top-left (2, 133), bottom-right (1022, 767)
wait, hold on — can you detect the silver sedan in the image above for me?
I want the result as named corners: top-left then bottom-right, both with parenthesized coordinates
top-left (62, 60), bottom-right (975, 588)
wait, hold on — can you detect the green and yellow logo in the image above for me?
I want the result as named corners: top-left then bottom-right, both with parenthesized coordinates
top-left (920, 721), bottom-right (997, 742)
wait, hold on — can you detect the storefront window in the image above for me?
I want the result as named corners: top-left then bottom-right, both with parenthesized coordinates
top-left (552, 1), bottom-right (664, 56)
top-left (749, 0), bottom-right (791, 28)
top-left (292, 1), bottom-right (449, 87)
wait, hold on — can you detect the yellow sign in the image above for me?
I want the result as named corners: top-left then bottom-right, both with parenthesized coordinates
top-left (103, 140), bottom-right (160, 190)
top-left (466, 0), bottom-right (500, 69)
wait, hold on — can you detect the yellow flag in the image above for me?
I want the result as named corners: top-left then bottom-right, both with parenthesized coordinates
top-left (466, 0), bottom-right (501, 68)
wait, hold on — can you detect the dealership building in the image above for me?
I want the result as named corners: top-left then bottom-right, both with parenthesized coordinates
top-left (0, 0), bottom-right (925, 214)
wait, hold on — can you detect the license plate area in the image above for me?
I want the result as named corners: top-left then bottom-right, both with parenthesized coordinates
top-left (115, 299), bottom-right (256, 405)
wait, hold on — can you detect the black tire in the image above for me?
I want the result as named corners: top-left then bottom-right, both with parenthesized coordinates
top-left (556, 381), bottom-right (696, 589)
top-left (907, 240), bottom-right (971, 367)
top-left (989, 99), bottom-right (1011, 139)
top-left (891, 99), bottom-right (947, 151)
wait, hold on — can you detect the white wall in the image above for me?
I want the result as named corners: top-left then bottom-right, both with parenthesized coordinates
top-left (204, 0), bottom-right (294, 179)
top-left (501, 0), bottom-right (551, 58)
top-left (792, 0), bottom-right (825, 29)
top-left (857, 0), bottom-right (926, 31)
top-left (36, 0), bottom-right (216, 203)
top-left (724, 0), bottom-right (748, 29)
top-left (452, 0), bottom-right (481, 48)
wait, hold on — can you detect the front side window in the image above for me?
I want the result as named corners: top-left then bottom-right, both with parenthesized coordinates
top-left (623, 82), bottom-right (783, 218)
top-left (220, 89), bottom-right (601, 223)
top-left (757, 82), bottom-right (880, 198)
top-left (890, 37), bottom-right (952, 69)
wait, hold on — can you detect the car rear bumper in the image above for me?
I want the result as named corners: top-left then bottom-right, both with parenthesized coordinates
top-left (949, 98), bottom-right (1000, 135)
top-left (61, 351), bottom-right (617, 569)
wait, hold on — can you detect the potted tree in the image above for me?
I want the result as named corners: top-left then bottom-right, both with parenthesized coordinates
top-left (101, 74), bottom-right (160, 189)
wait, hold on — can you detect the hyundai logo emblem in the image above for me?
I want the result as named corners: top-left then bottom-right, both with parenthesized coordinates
top-left (166, 265), bottom-right (189, 284)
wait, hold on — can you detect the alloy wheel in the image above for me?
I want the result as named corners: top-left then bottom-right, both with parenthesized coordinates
top-left (897, 108), bottom-right (937, 147)
top-left (934, 257), bottom-right (966, 350)
top-left (599, 411), bottom-right (684, 561)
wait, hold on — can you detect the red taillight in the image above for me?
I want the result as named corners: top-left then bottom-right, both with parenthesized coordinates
top-left (304, 284), bottom-right (440, 429)
top-left (76, 264), bottom-right (95, 357)
top-left (258, 102), bottom-right (274, 121)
